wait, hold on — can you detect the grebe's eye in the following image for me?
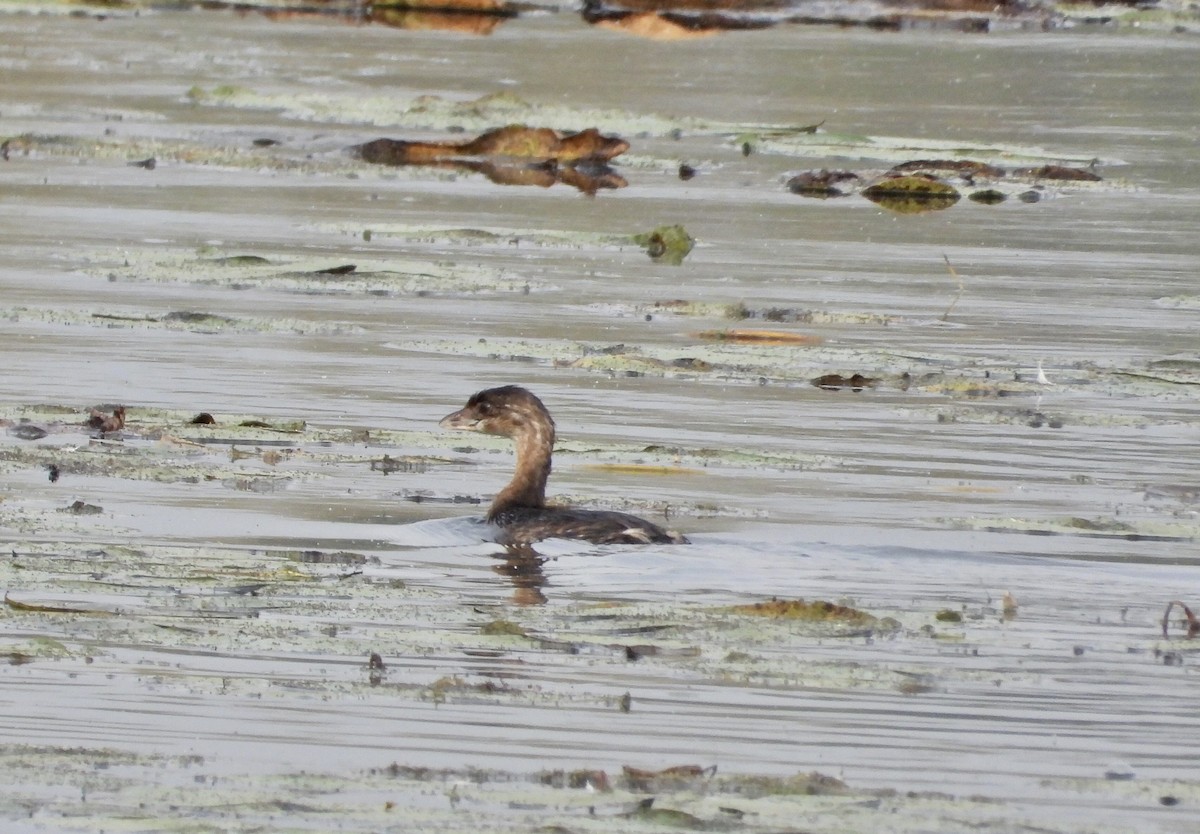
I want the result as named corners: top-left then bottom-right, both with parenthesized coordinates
top-left (476, 402), bottom-right (493, 416)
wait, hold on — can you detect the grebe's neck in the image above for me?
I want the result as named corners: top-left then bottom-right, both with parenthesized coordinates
top-left (488, 415), bottom-right (555, 520)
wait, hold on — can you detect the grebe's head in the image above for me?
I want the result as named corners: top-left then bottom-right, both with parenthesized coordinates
top-left (439, 385), bottom-right (554, 439)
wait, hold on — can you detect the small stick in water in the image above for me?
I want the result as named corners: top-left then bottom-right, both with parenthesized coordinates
top-left (941, 254), bottom-right (965, 322)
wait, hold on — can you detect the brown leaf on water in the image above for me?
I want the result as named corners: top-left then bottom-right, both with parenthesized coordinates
top-left (4, 593), bottom-right (112, 616)
top-left (694, 329), bottom-right (822, 345)
top-left (1012, 164), bottom-right (1101, 181)
top-left (539, 768), bottom-right (612, 791)
top-left (85, 405), bottom-right (126, 433)
top-left (369, 8), bottom-right (509, 33)
top-left (591, 11), bottom-right (722, 39)
top-left (354, 127), bottom-right (629, 193)
top-left (622, 764), bottom-right (717, 792)
top-left (812, 373), bottom-right (878, 391)
top-left (234, 1), bottom-right (512, 33)
top-left (587, 0), bottom-right (801, 11)
top-left (722, 769), bottom-right (851, 797)
top-left (354, 125), bottom-right (629, 166)
top-left (468, 160), bottom-right (560, 187)
top-left (374, 0), bottom-right (515, 13)
top-left (729, 597), bottom-right (877, 625)
top-left (553, 162), bottom-right (628, 194)
top-left (787, 169), bottom-right (860, 197)
top-left (889, 159), bottom-right (1005, 178)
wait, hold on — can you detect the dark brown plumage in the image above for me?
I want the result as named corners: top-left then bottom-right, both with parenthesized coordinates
top-left (439, 386), bottom-right (687, 546)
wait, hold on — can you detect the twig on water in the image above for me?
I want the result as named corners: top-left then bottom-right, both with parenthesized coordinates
top-left (941, 254), bottom-right (965, 322)
top-left (1163, 600), bottom-right (1200, 639)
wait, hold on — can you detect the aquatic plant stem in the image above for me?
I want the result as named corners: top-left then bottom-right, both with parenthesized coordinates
top-left (941, 254), bottom-right (965, 322)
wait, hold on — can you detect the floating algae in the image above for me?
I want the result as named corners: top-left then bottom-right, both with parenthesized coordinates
top-left (0, 306), bottom-right (362, 336)
top-left (84, 248), bottom-right (540, 297)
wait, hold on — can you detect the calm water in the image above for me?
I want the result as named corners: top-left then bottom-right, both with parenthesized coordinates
top-left (1, 7), bottom-right (1199, 831)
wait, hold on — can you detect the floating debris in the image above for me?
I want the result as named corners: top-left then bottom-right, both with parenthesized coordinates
top-left (1013, 164), bottom-right (1101, 181)
top-left (209, 255), bottom-right (271, 266)
top-left (4, 593), bottom-right (110, 615)
top-left (1162, 600), bottom-right (1200, 639)
top-left (479, 619), bottom-right (528, 637)
top-left (354, 125), bottom-right (628, 165)
top-left (786, 169), bottom-right (860, 197)
top-left (94, 247), bottom-right (537, 298)
top-left (59, 500), bottom-right (103, 515)
top-left (585, 6), bottom-right (763, 38)
top-left (287, 550), bottom-right (369, 566)
top-left (581, 0), bottom-right (1090, 32)
top-left (373, 0), bottom-right (518, 15)
top-left (811, 373), bottom-right (878, 391)
top-left (85, 405), bottom-right (126, 434)
top-left (968, 188), bottom-right (1007, 204)
top-left (631, 224), bottom-right (694, 264)
top-left (862, 174), bottom-right (961, 214)
top-left (889, 159), bottom-right (1005, 179)
top-left (9, 424), bottom-right (48, 441)
top-left (622, 764), bottom-right (717, 793)
top-left (728, 597), bottom-right (877, 626)
top-left (370, 454), bottom-right (431, 475)
top-left (539, 768), bottom-right (613, 790)
top-left (694, 329), bottom-right (822, 345)
top-left (783, 155), bottom-right (1111, 210)
top-left (1002, 592), bottom-right (1019, 620)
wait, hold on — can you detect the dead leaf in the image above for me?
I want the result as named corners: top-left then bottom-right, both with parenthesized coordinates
top-left (729, 597), bottom-right (877, 625)
top-left (694, 329), bottom-right (822, 345)
top-left (4, 594), bottom-right (112, 616)
top-left (354, 125), bottom-right (629, 166)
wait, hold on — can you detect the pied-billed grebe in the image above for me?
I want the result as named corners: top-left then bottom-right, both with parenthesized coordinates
top-left (439, 386), bottom-right (687, 546)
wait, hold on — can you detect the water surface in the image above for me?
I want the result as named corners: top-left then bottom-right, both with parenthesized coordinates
top-left (1, 8), bottom-right (1199, 832)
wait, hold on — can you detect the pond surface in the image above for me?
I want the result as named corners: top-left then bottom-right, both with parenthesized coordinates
top-left (1, 5), bottom-right (1199, 832)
